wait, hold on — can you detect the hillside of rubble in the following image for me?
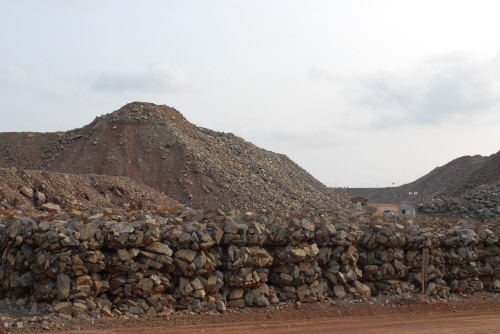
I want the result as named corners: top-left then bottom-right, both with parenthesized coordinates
top-left (0, 102), bottom-right (348, 212)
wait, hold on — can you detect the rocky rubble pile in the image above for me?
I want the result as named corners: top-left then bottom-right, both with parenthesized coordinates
top-left (2, 208), bottom-right (500, 321)
top-left (418, 185), bottom-right (500, 222)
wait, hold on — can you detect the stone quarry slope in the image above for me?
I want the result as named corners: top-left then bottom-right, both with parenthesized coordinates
top-left (0, 102), bottom-right (347, 211)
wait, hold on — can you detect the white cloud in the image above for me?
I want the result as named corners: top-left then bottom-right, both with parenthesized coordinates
top-left (88, 60), bottom-right (188, 93)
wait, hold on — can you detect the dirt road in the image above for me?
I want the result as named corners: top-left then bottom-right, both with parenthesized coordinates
top-left (53, 310), bottom-right (500, 334)
top-left (43, 294), bottom-right (500, 334)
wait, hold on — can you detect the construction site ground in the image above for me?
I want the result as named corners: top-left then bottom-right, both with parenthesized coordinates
top-left (64, 310), bottom-right (500, 334)
top-left (365, 203), bottom-right (401, 216)
top-left (1, 293), bottom-right (498, 334)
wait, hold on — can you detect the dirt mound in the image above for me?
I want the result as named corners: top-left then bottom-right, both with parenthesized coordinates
top-left (0, 168), bottom-right (183, 212)
top-left (0, 102), bottom-right (348, 211)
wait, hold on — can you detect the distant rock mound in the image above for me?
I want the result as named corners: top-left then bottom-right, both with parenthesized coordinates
top-left (0, 102), bottom-right (348, 211)
top-left (349, 154), bottom-right (493, 204)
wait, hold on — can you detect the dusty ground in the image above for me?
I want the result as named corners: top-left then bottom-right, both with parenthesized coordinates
top-left (3, 293), bottom-right (500, 334)
top-left (367, 203), bottom-right (401, 216)
top-left (56, 311), bottom-right (500, 334)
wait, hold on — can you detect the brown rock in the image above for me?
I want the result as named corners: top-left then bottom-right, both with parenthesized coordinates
top-left (56, 274), bottom-right (71, 300)
top-left (145, 242), bottom-right (173, 256)
top-left (20, 187), bottom-right (33, 198)
top-left (40, 202), bottom-right (61, 212)
top-left (34, 191), bottom-right (46, 205)
top-left (175, 249), bottom-right (197, 263)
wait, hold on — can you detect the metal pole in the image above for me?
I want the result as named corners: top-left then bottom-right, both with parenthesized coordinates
top-left (421, 248), bottom-right (429, 295)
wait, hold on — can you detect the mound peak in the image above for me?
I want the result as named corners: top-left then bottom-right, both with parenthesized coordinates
top-left (97, 102), bottom-right (188, 125)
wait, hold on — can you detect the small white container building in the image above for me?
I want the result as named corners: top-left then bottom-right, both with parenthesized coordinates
top-left (399, 204), bottom-right (416, 218)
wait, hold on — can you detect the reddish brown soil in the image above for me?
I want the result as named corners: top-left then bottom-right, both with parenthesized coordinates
top-left (57, 312), bottom-right (500, 334)
top-left (22, 294), bottom-right (500, 334)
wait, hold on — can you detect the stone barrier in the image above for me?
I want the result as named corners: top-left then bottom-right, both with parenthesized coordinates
top-left (1, 208), bottom-right (500, 319)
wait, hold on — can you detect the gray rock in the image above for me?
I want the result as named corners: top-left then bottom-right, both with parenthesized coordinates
top-left (56, 274), bottom-right (71, 300)
top-left (78, 224), bottom-right (96, 241)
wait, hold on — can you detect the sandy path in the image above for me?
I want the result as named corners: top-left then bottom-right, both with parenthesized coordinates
top-left (53, 310), bottom-right (500, 334)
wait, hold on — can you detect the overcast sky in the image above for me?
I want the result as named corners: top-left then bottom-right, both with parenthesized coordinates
top-left (2, 1), bottom-right (500, 188)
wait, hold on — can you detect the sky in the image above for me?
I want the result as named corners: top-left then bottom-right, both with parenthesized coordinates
top-left (1, 0), bottom-right (500, 188)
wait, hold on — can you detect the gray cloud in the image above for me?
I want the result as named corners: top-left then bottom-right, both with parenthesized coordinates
top-left (309, 65), bottom-right (344, 84)
top-left (242, 127), bottom-right (342, 151)
top-left (0, 66), bottom-right (29, 88)
top-left (357, 53), bottom-right (500, 128)
top-left (311, 52), bottom-right (500, 129)
top-left (89, 60), bottom-right (187, 93)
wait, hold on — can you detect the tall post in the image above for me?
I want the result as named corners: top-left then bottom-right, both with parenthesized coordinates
top-left (421, 248), bottom-right (429, 295)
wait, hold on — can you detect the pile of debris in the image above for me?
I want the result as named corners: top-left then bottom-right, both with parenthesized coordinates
top-left (2, 208), bottom-right (500, 320)
top-left (1, 102), bottom-right (349, 211)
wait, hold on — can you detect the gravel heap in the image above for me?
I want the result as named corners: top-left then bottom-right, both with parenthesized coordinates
top-left (417, 185), bottom-right (500, 222)
top-left (1, 102), bottom-right (349, 211)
